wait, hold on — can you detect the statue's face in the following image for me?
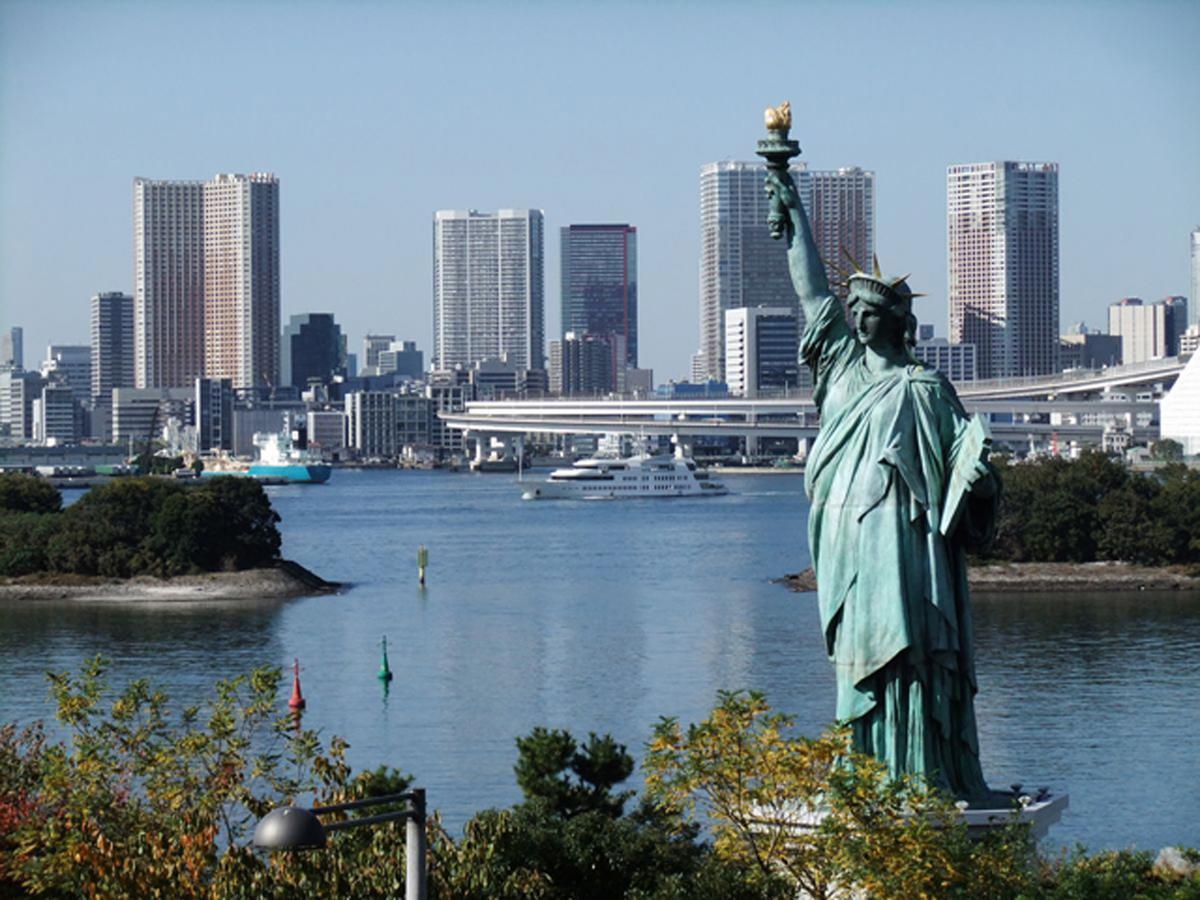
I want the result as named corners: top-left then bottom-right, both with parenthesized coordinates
top-left (853, 301), bottom-right (899, 352)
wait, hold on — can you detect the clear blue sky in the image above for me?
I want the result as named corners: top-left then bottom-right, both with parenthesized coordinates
top-left (1, 0), bottom-right (1197, 379)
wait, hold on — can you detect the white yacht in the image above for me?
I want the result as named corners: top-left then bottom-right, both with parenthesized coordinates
top-left (521, 454), bottom-right (727, 500)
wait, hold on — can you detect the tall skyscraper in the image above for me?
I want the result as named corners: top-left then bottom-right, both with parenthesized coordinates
top-left (92, 291), bottom-right (135, 406)
top-left (697, 161), bottom-right (873, 382)
top-left (808, 167), bottom-right (876, 298)
top-left (433, 209), bottom-right (545, 371)
top-left (2, 326), bottom-right (24, 371)
top-left (203, 173), bottom-right (280, 389)
top-left (561, 224), bottom-right (638, 368)
top-left (948, 161), bottom-right (1060, 379)
top-left (133, 173), bottom-right (279, 391)
top-left (134, 178), bottom-right (205, 388)
top-left (282, 313), bottom-right (347, 389)
top-left (1190, 228), bottom-right (1200, 330)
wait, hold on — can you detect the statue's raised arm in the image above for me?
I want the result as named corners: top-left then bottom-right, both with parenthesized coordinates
top-left (756, 102), bottom-right (831, 315)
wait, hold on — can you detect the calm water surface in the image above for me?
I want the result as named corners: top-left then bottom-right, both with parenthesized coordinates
top-left (1, 469), bottom-right (1197, 850)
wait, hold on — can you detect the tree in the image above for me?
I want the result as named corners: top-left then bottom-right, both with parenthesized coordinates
top-left (1151, 438), bottom-right (1184, 461)
top-left (428, 726), bottom-right (775, 900)
top-left (514, 727), bottom-right (634, 819)
top-left (0, 473), bottom-right (61, 514)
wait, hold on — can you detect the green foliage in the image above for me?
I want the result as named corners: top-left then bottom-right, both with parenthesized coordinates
top-left (0, 476), bottom-right (281, 578)
top-left (644, 690), bottom-right (1037, 899)
top-left (0, 473), bottom-right (61, 514)
top-left (2, 667), bottom-right (1198, 898)
top-left (1152, 438), bottom-right (1185, 461)
top-left (514, 726), bottom-right (635, 818)
top-left (988, 454), bottom-right (1200, 566)
top-left (132, 451), bottom-right (184, 475)
top-left (0, 512), bottom-right (61, 576)
top-left (431, 727), bottom-right (774, 899)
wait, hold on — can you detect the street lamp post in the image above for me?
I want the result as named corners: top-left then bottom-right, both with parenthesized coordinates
top-left (253, 788), bottom-right (427, 900)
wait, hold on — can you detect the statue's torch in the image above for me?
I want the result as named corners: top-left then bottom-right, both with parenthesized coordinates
top-left (756, 101), bottom-right (802, 240)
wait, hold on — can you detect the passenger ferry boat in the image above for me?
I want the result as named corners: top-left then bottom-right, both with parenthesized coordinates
top-left (521, 454), bottom-right (727, 500)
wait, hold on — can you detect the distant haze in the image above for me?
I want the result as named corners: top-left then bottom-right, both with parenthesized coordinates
top-left (1, 0), bottom-right (1197, 379)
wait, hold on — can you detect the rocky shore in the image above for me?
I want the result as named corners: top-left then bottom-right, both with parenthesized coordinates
top-left (781, 561), bottom-right (1200, 594)
top-left (0, 559), bottom-right (341, 602)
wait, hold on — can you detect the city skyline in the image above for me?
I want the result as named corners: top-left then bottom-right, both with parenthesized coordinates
top-left (1, 1), bottom-right (1197, 379)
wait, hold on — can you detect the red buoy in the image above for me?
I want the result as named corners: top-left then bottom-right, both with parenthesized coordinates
top-left (288, 658), bottom-right (307, 710)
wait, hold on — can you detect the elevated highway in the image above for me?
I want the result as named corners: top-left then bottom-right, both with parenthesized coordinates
top-left (439, 357), bottom-right (1184, 453)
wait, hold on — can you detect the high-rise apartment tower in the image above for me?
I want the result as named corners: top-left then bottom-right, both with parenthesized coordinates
top-left (203, 173), bottom-right (280, 389)
top-left (133, 174), bottom-right (280, 390)
top-left (433, 209), bottom-right (544, 370)
top-left (696, 161), bottom-right (873, 382)
top-left (560, 224), bottom-right (638, 368)
top-left (948, 161), bottom-right (1059, 379)
top-left (133, 178), bottom-right (206, 388)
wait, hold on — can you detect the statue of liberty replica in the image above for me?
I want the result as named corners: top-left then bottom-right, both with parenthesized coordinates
top-left (759, 103), bottom-right (999, 803)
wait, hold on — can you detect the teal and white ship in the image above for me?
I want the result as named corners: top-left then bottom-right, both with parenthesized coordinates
top-left (202, 419), bottom-right (331, 485)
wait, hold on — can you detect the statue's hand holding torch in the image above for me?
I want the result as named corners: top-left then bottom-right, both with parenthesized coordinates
top-left (756, 101), bottom-right (802, 242)
top-left (764, 169), bottom-right (798, 241)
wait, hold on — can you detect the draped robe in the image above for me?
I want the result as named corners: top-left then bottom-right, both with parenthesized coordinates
top-left (802, 293), bottom-right (995, 801)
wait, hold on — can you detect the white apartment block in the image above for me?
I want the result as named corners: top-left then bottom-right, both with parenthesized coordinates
top-left (948, 161), bottom-right (1059, 379)
top-left (133, 174), bottom-right (280, 391)
top-left (912, 338), bottom-right (977, 382)
top-left (724, 306), bottom-right (799, 398)
top-left (698, 161), bottom-right (873, 382)
top-left (203, 173), bottom-right (280, 389)
top-left (433, 209), bottom-right (545, 371)
top-left (1107, 297), bottom-right (1181, 364)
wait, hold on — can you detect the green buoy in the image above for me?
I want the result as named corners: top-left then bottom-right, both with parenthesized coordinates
top-left (378, 635), bottom-right (394, 682)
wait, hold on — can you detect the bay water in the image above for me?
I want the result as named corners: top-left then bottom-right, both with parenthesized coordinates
top-left (1, 469), bottom-right (1197, 850)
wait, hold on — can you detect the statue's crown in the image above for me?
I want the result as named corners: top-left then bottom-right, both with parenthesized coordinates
top-left (840, 251), bottom-right (925, 310)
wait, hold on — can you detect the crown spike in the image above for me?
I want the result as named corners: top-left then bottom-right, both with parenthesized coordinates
top-left (872, 254), bottom-right (882, 277)
top-left (823, 255), bottom-right (852, 279)
top-left (840, 243), bottom-right (864, 274)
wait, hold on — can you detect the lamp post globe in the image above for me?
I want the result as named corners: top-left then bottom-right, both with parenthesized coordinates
top-left (253, 806), bottom-right (327, 850)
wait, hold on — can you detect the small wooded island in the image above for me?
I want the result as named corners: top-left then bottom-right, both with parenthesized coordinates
top-left (784, 452), bottom-right (1200, 593)
top-left (0, 473), bottom-right (337, 600)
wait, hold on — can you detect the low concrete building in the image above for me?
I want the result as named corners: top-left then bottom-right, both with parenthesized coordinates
top-left (345, 391), bottom-right (397, 458)
top-left (307, 409), bottom-right (346, 455)
top-left (913, 338), bottom-right (977, 382)
top-left (112, 388), bottom-right (192, 448)
top-left (33, 384), bottom-right (82, 444)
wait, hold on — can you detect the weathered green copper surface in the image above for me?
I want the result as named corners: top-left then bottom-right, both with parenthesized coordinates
top-left (761, 105), bottom-right (999, 802)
